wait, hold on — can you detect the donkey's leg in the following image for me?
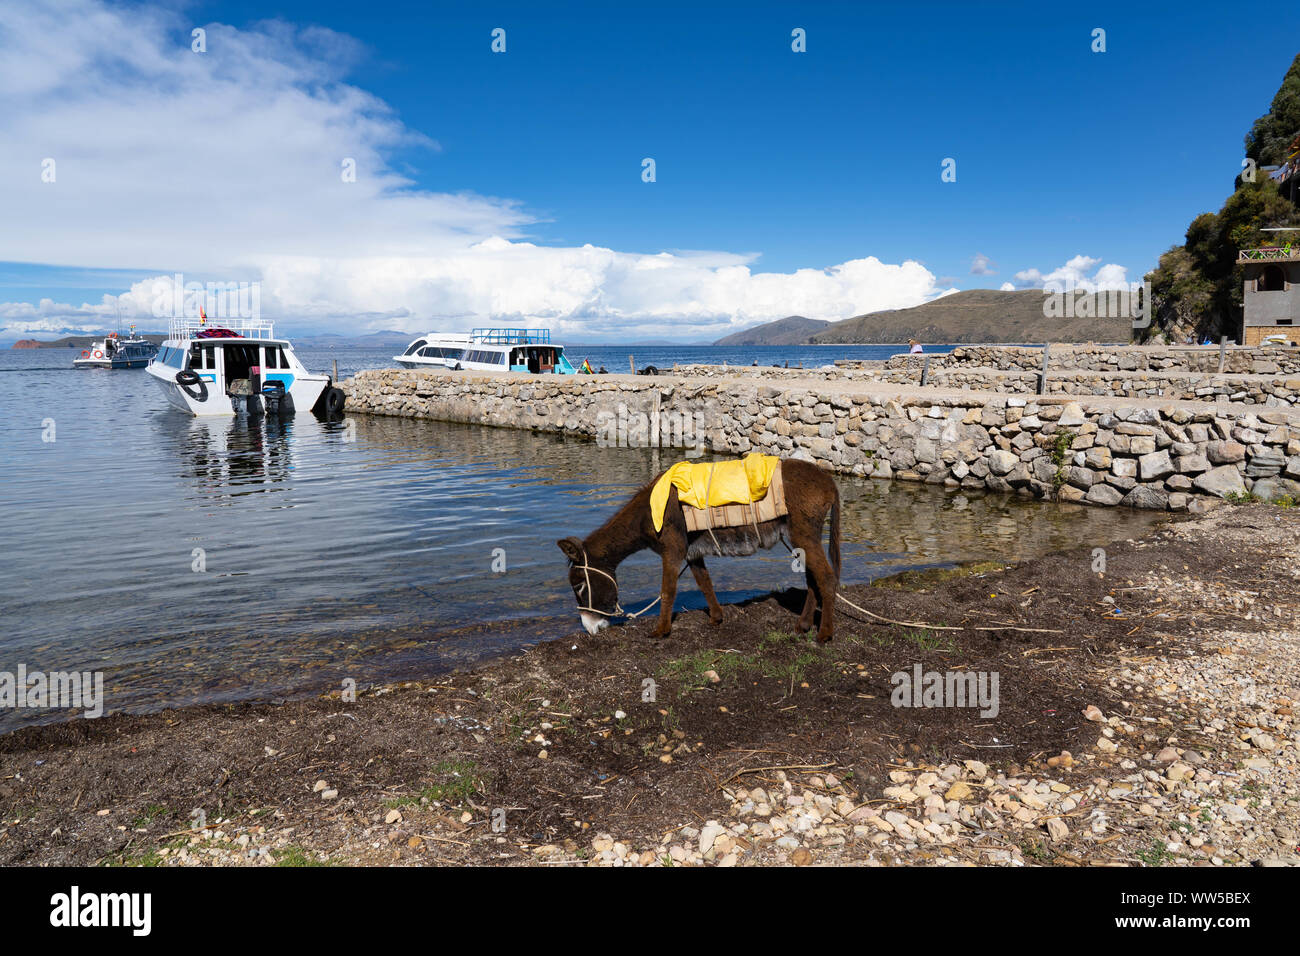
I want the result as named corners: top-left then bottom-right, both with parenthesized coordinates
top-left (790, 514), bottom-right (837, 643)
top-left (651, 552), bottom-right (681, 639)
top-left (795, 571), bottom-right (818, 634)
top-left (806, 546), bottom-right (837, 643)
top-left (688, 557), bottom-right (724, 625)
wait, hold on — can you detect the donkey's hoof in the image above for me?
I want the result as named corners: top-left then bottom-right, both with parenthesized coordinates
top-left (816, 631), bottom-right (833, 644)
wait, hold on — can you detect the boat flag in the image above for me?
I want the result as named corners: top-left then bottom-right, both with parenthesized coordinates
top-left (199, 305), bottom-right (207, 325)
top-left (580, 358), bottom-right (594, 374)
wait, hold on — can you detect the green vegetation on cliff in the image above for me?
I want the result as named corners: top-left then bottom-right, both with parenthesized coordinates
top-left (1147, 54), bottom-right (1300, 341)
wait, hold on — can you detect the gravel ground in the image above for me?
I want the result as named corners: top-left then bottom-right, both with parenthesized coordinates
top-left (2, 504), bottom-right (1297, 868)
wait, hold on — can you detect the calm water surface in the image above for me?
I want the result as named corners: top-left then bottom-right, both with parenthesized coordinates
top-left (0, 346), bottom-right (1158, 731)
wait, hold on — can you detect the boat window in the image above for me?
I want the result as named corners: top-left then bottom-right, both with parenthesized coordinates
top-left (404, 339), bottom-right (428, 356)
top-left (189, 345), bottom-right (204, 369)
top-left (264, 347), bottom-right (279, 369)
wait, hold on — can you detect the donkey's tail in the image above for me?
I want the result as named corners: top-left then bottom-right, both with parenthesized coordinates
top-left (829, 488), bottom-right (842, 582)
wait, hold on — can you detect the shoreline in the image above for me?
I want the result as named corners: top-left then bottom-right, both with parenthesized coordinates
top-left (3, 503), bottom-right (1296, 867)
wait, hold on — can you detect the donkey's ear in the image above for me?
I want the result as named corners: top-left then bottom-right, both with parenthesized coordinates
top-left (557, 537), bottom-right (584, 563)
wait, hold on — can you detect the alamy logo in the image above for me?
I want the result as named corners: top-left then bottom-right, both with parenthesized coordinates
top-left (595, 402), bottom-right (706, 457)
top-left (891, 664), bottom-right (999, 718)
top-left (0, 665), bottom-right (103, 718)
top-left (49, 886), bottom-right (151, 936)
top-left (151, 273), bottom-right (260, 321)
top-left (1040, 279), bottom-right (1151, 329)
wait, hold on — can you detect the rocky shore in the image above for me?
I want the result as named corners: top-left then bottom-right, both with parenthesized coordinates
top-left (2, 504), bottom-right (1296, 867)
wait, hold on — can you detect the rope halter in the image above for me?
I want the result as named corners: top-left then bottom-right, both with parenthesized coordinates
top-left (570, 547), bottom-right (625, 618)
top-left (568, 546), bottom-right (674, 621)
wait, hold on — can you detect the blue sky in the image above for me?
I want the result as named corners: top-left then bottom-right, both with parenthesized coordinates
top-left (0, 0), bottom-right (1296, 339)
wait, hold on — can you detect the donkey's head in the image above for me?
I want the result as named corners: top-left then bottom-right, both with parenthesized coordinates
top-left (557, 536), bottom-right (619, 635)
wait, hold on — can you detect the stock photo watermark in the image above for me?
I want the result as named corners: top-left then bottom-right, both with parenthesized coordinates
top-left (891, 664), bottom-right (999, 718)
top-left (595, 401), bottom-right (707, 456)
top-left (1041, 279), bottom-right (1151, 330)
top-left (49, 887), bottom-right (151, 936)
top-left (151, 273), bottom-right (261, 320)
top-left (0, 665), bottom-right (104, 718)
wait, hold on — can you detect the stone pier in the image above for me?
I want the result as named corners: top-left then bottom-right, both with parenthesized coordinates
top-left (342, 366), bottom-right (1300, 512)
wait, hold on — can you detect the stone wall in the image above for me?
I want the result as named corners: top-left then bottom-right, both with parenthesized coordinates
top-left (675, 356), bottom-right (1300, 406)
top-left (343, 369), bottom-right (1300, 512)
top-left (873, 369), bottom-right (1300, 405)
top-left (882, 344), bottom-right (1300, 375)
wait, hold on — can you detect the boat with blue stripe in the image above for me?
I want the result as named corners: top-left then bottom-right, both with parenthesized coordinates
top-left (146, 315), bottom-right (344, 417)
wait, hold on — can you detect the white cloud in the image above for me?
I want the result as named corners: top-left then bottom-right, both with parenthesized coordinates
top-left (970, 253), bottom-right (996, 275)
top-left (1012, 255), bottom-right (1131, 292)
top-left (0, 0), bottom-right (950, 341)
top-left (998, 282), bottom-right (1016, 291)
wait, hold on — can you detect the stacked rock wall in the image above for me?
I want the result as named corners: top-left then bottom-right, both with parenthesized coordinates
top-left (343, 369), bottom-right (1300, 511)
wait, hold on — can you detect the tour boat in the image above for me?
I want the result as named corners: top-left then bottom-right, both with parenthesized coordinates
top-left (146, 316), bottom-right (344, 417)
top-left (394, 328), bottom-right (579, 374)
top-left (73, 332), bottom-right (159, 369)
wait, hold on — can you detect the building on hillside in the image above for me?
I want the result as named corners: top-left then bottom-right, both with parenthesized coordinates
top-left (1240, 244), bottom-right (1300, 345)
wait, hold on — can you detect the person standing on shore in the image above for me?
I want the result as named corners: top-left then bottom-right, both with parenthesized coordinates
top-left (908, 339), bottom-right (923, 354)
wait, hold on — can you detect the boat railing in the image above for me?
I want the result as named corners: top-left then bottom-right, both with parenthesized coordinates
top-left (470, 327), bottom-right (552, 345)
top-left (168, 316), bottom-right (276, 340)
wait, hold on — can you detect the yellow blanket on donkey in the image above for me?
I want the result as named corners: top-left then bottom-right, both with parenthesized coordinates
top-left (649, 453), bottom-right (781, 533)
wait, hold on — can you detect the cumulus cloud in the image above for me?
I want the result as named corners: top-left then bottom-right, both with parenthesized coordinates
top-left (970, 253), bottom-right (996, 275)
top-left (1011, 255), bottom-right (1132, 293)
top-left (0, 0), bottom-right (949, 341)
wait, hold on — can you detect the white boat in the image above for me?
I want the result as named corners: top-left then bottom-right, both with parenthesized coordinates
top-left (73, 332), bottom-right (158, 369)
top-left (146, 316), bottom-right (343, 417)
top-left (394, 328), bottom-right (579, 374)
top-left (394, 332), bottom-right (474, 369)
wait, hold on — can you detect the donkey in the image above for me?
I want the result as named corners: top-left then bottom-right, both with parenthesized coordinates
top-left (557, 458), bottom-right (841, 642)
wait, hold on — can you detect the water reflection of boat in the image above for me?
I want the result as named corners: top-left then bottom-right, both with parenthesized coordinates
top-left (73, 332), bottom-right (159, 369)
top-left (164, 415), bottom-right (296, 495)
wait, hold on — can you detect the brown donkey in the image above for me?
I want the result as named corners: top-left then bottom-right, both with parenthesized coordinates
top-left (557, 458), bottom-right (841, 641)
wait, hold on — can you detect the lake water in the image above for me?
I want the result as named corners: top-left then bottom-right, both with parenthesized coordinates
top-left (0, 345), bottom-right (1156, 732)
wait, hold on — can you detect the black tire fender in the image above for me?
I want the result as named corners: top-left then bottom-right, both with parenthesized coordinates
top-left (324, 386), bottom-right (346, 416)
top-left (175, 369), bottom-right (208, 402)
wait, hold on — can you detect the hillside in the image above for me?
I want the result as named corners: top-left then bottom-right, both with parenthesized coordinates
top-left (811, 290), bottom-right (1132, 344)
top-left (714, 290), bottom-right (1133, 346)
top-left (713, 315), bottom-right (831, 346)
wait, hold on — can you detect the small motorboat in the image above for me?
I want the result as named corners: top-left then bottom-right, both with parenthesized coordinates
top-left (73, 332), bottom-right (159, 369)
top-left (146, 316), bottom-right (344, 417)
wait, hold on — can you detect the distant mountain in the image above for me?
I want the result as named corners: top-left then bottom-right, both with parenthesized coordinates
top-left (713, 315), bottom-right (832, 346)
top-left (812, 290), bottom-right (1133, 344)
top-left (711, 292), bottom-right (1132, 347)
top-left (10, 334), bottom-right (166, 349)
top-left (290, 330), bottom-right (417, 348)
